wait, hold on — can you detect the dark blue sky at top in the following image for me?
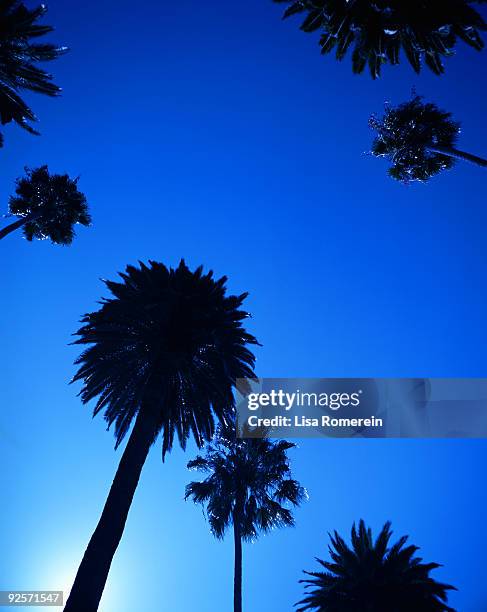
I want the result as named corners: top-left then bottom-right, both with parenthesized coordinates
top-left (1, 1), bottom-right (487, 610)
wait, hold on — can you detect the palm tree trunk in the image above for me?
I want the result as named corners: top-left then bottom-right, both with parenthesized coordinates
top-left (0, 210), bottom-right (43, 240)
top-left (0, 217), bottom-right (27, 240)
top-left (63, 408), bottom-right (158, 612)
top-left (233, 516), bottom-right (243, 612)
top-left (426, 145), bottom-right (487, 168)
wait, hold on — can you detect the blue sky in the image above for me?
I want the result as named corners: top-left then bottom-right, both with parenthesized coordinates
top-left (1, 1), bottom-right (487, 610)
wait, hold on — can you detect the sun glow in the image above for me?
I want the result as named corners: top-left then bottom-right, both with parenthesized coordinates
top-left (30, 550), bottom-right (127, 611)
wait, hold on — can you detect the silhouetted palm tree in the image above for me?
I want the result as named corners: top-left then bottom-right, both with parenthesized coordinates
top-left (0, 1), bottom-right (67, 146)
top-left (186, 424), bottom-right (305, 612)
top-left (369, 95), bottom-right (487, 183)
top-left (273, 0), bottom-right (485, 78)
top-left (0, 166), bottom-right (91, 245)
top-left (0, 166), bottom-right (90, 243)
top-left (297, 520), bottom-right (456, 611)
top-left (64, 261), bottom-right (258, 612)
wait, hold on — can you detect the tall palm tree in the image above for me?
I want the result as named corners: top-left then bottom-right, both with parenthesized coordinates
top-left (0, 166), bottom-right (90, 243)
top-left (273, 0), bottom-right (486, 78)
top-left (0, 1), bottom-right (67, 146)
top-left (64, 261), bottom-right (258, 612)
top-left (185, 424), bottom-right (306, 612)
top-left (296, 520), bottom-right (456, 611)
top-left (369, 95), bottom-right (487, 183)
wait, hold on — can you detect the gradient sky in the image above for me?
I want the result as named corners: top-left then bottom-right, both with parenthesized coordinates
top-left (1, 1), bottom-right (487, 610)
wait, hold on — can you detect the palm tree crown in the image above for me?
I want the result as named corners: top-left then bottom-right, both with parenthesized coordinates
top-left (72, 261), bottom-right (259, 458)
top-left (3, 165), bottom-right (90, 243)
top-left (274, 0), bottom-right (486, 78)
top-left (0, 1), bottom-right (67, 146)
top-left (186, 425), bottom-right (306, 540)
top-left (297, 520), bottom-right (456, 612)
top-left (369, 96), bottom-right (460, 183)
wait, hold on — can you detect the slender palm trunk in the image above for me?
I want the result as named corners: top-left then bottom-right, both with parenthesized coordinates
top-left (63, 408), bottom-right (158, 612)
top-left (233, 518), bottom-right (243, 612)
top-left (0, 217), bottom-right (28, 240)
top-left (0, 210), bottom-right (43, 240)
top-left (427, 145), bottom-right (487, 168)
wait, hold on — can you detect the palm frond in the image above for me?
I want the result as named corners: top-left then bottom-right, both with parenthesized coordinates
top-left (296, 520), bottom-right (456, 611)
top-left (0, 2), bottom-right (67, 145)
top-left (273, 0), bottom-right (485, 78)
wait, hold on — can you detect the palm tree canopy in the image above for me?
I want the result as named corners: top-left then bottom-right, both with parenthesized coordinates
top-left (185, 424), bottom-right (306, 540)
top-left (72, 262), bottom-right (259, 459)
top-left (8, 165), bottom-right (90, 243)
top-left (0, 1), bottom-right (67, 146)
top-left (369, 95), bottom-right (460, 183)
top-left (274, 0), bottom-right (486, 78)
top-left (296, 520), bottom-right (456, 612)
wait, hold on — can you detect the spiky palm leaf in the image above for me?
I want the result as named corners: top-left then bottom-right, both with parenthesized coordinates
top-left (186, 424), bottom-right (306, 540)
top-left (274, 0), bottom-right (486, 78)
top-left (0, 1), bottom-right (67, 146)
top-left (1, 166), bottom-right (90, 243)
top-left (297, 520), bottom-right (456, 611)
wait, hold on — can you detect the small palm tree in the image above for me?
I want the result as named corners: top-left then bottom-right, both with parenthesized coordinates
top-left (273, 0), bottom-right (485, 78)
top-left (297, 520), bottom-right (456, 612)
top-left (64, 261), bottom-right (258, 612)
top-left (186, 424), bottom-right (306, 612)
top-left (0, 2), bottom-right (67, 146)
top-left (369, 95), bottom-right (487, 183)
top-left (0, 166), bottom-right (90, 243)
